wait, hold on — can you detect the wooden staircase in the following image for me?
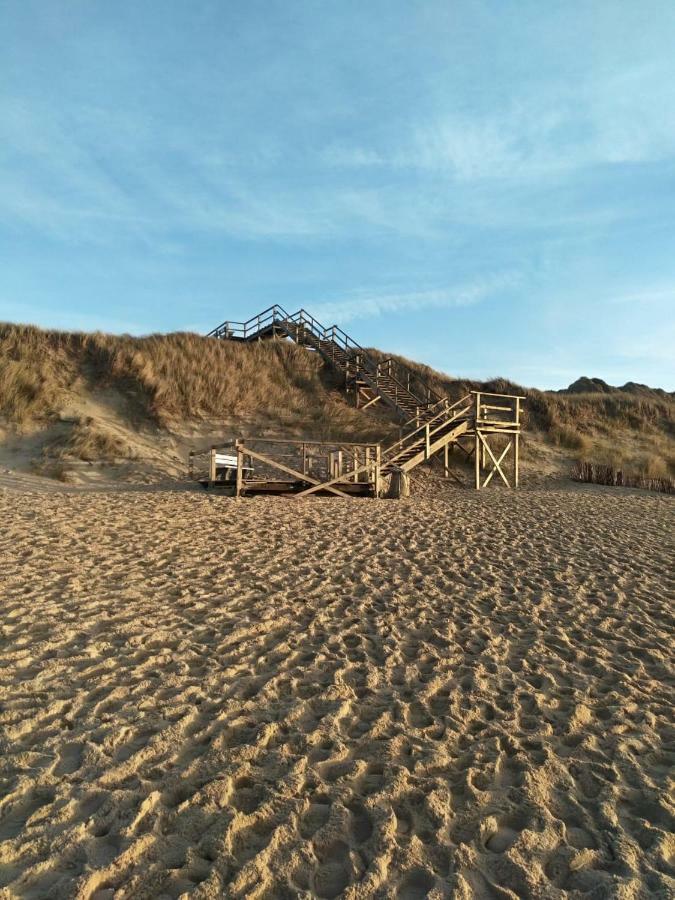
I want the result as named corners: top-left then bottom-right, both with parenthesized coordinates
top-left (209, 306), bottom-right (522, 488)
top-left (209, 305), bottom-right (437, 424)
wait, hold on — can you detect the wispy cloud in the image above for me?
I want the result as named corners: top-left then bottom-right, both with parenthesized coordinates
top-left (323, 61), bottom-right (675, 182)
top-left (312, 271), bottom-right (520, 324)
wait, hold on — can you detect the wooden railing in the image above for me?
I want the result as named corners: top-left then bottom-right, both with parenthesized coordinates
top-left (382, 395), bottom-right (473, 467)
top-left (472, 391), bottom-right (523, 428)
top-left (208, 306), bottom-right (442, 415)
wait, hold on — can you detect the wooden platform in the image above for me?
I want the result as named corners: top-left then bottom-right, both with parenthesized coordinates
top-left (199, 478), bottom-right (373, 496)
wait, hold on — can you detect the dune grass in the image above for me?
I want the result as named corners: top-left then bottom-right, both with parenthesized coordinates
top-left (2, 322), bottom-right (673, 481)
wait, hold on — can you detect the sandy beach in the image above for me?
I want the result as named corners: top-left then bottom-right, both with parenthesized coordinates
top-left (0, 482), bottom-right (673, 899)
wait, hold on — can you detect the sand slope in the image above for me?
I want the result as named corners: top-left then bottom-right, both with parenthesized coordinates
top-left (0, 483), bottom-right (673, 899)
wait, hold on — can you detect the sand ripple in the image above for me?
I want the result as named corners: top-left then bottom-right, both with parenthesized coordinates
top-left (0, 484), bottom-right (673, 898)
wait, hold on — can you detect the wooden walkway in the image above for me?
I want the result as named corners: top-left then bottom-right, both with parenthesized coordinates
top-left (207, 306), bottom-right (523, 492)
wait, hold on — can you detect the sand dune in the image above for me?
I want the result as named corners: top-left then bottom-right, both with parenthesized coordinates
top-left (0, 481), bottom-right (673, 898)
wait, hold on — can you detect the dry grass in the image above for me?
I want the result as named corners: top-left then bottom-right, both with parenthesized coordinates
top-left (2, 322), bottom-right (673, 480)
top-left (367, 349), bottom-right (674, 479)
top-left (571, 460), bottom-right (674, 494)
top-left (0, 324), bottom-right (389, 442)
top-left (50, 418), bottom-right (139, 463)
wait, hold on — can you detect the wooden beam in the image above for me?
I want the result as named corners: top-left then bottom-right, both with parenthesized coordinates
top-left (475, 432), bottom-right (480, 490)
top-left (478, 433), bottom-right (511, 488)
top-left (295, 457), bottom-right (376, 497)
top-left (360, 393), bottom-right (381, 411)
top-left (482, 440), bottom-right (512, 488)
top-left (375, 445), bottom-right (382, 497)
top-left (235, 442), bottom-right (243, 498)
top-left (241, 445), bottom-right (352, 498)
top-left (208, 447), bottom-right (216, 486)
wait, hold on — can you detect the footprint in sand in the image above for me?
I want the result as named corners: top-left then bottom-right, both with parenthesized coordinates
top-left (483, 811), bottom-right (529, 853)
top-left (54, 741), bottom-right (84, 776)
top-left (0, 789), bottom-right (55, 841)
top-left (563, 815), bottom-right (597, 850)
top-left (360, 762), bottom-right (385, 795)
top-left (312, 839), bottom-right (352, 899)
top-left (232, 816), bottom-right (275, 864)
top-left (231, 776), bottom-right (266, 814)
top-left (346, 800), bottom-right (373, 843)
top-left (113, 728), bottom-right (156, 763)
top-left (396, 867), bottom-right (435, 899)
top-left (299, 795), bottom-right (331, 838)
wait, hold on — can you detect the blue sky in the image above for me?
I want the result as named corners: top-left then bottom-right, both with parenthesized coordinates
top-left (2, 1), bottom-right (674, 389)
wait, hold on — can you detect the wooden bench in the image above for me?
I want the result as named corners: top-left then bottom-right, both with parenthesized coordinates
top-left (213, 453), bottom-right (253, 482)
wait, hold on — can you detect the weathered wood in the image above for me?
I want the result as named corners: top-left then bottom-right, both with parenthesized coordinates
top-left (482, 439), bottom-right (512, 488)
top-left (360, 394), bottom-right (381, 410)
top-left (235, 442), bottom-right (243, 498)
top-left (475, 432), bottom-right (480, 490)
top-left (208, 447), bottom-right (216, 485)
top-left (241, 445), bottom-right (352, 498)
top-left (375, 445), bottom-right (382, 497)
top-left (295, 457), bottom-right (376, 497)
top-left (478, 433), bottom-right (511, 488)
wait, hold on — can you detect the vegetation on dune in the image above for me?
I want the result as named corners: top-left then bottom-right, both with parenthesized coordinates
top-left (572, 460), bottom-right (674, 495)
top-left (366, 349), bottom-right (675, 481)
top-left (0, 324), bottom-right (389, 442)
top-left (1, 322), bottom-right (673, 484)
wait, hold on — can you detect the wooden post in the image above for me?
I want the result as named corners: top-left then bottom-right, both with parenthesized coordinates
top-left (209, 447), bottom-right (216, 486)
top-left (365, 447), bottom-right (371, 485)
top-left (235, 440), bottom-right (243, 498)
top-left (425, 423), bottom-right (430, 459)
top-left (302, 442), bottom-right (307, 477)
top-left (443, 442), bottom-right (449, 478)
top-left (375, 445), bottom-right (382, 498)
top-left (475, 432), bottom-right (480, 490)
top-left (514, 432), bottom-right (520, 488)
top-left (189, 451), bottom-right (195, 479)
top-left (337, 450), bottom-right (343, 478)
top-left (353, 449), bottom-right (358, 482)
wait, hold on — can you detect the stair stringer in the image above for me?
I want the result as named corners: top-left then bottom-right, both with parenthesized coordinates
top-left (388, 419), bottom-right (471, 474)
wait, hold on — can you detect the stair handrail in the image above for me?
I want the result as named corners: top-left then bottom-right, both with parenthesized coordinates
top-left (289, 313), bottom-right (428, 409)
top-left (208, 304), bottom-right (294, 339)
top-left (396, 397), bottom-right (447, 434)
top-left (209, 305), bottom-right (443, 409)
top-left (383, 405), bottom-right (472, 469)
top-left (375, 358), bottom-right (442, 407)
top-left (383, 394), bottom-right (473, 462)
top-left (372, 358), bottom-right (439, 408)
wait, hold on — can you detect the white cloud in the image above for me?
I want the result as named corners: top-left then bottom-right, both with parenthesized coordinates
top-left (311, 271), bottom-right (520, 324)
top-left (323, 61), bottom-right (675, 181)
